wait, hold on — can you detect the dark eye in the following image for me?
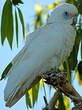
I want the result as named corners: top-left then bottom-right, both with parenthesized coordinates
top-left (65, 11), bottom-right (68, 15)
top-left (63, 11), bottom-right (69, 19)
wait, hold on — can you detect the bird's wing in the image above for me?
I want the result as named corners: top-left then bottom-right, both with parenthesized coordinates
top-left (4, 23), bottom-right (60, 107)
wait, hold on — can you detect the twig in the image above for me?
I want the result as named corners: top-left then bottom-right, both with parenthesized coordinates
top-left (72, 102), bottom-right (82, 110)
top-left (57, 81), bottom-right (81, 104)
top-left (43, 89), bottom-right (61, 110)
top-left (68, 95), bottom-right (82, 101)
top-left (44, 96), bottom-right (48, 106)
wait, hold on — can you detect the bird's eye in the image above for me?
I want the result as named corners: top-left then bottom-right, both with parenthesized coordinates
top-left (63, 11), bottom-right (69, 19)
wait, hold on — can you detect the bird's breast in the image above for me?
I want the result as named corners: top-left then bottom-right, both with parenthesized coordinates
top-left (40, 24), bottom-right (76, 73)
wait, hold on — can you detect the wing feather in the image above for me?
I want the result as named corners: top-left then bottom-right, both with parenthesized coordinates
top-left (4, 23), bottom-right (61, 107)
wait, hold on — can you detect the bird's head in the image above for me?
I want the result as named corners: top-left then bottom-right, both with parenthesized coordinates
top-left (48, 3), bottom-right (78, 28)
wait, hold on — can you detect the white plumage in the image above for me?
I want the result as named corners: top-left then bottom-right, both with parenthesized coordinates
top-left (4, 3), bottom-right (78, 107)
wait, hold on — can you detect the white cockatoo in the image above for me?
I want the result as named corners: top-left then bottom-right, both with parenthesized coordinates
top-left (4, 3), bottom-right (78, 107)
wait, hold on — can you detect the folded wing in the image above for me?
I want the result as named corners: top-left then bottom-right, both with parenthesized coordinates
top-left (4, 24), bottom-right (58, 107)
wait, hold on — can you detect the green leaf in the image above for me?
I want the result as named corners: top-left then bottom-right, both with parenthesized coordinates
top-left (25, 92), bottom-right (32, 108)
top-left (78, 0), bottom-right (82, 14)
top-left (15, 9), bottom-right (18, 47)
top-left (0, 62), bottom-right (12, 80)
top-left (81, 40), bottom-right (82, 59)
top-left (64, 96), bottom-right (70, 110)
top-left (32, 82), bottom-right (39, 106)
top-left (40, 78), bottom-right (44, 88)
top-left (26, 82), bottom-right (40, 108)
top-left (17, 8), bottom-right (25, 39)
top-left (6, 1), bottom-right (14, 49)
top-left (12, 0), bottom-right (23, 6)
top-left (58, 94), bottom-right (66, 110)
top-left (77, 29), bottom-right (82, 37)
top-left (1, 2), bottom-right (7, 44)
top-left (1, 0), bottom-right (14, 49)
top-left (76, 69), bottom-right (82, 85)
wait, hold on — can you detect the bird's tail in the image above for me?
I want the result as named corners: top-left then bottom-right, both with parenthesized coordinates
top-left (5, 76), bottom-right (41, 107)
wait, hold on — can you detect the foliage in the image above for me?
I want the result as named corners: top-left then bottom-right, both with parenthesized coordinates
top-left (0, 0), bottom-right (82, 110)
top-left (0, 62), bottom-right (12, 80)
top-left (1, 0), bottom-right (25, 49)
top-left (1, 0), bottom-right (13, 49)
top-left (57, 94), bottom-right (66, 110)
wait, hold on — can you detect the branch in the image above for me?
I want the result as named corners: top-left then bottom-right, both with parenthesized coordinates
top-left (43, 89), bottom-right (61, 110)
top-left (41, 69), bottom-right (82, 110)
top-left (72, 102), bottom-right (82, 110)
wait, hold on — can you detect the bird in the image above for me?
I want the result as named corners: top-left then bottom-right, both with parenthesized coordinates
top-left (3, 3), bottom-right (78, 107)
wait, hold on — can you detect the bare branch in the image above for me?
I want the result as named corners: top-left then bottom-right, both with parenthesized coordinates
top-left (72, 102), bottom-right (82, 110)
top-left (43, 89), bottom-right (61, 110)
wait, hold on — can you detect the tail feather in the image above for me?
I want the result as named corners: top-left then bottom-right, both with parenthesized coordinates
top-left (5, 76), bottom-right (41, 107)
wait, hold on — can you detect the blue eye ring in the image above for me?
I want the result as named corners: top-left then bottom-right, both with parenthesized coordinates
top-left (63, 11), bottom-right (69, 19)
